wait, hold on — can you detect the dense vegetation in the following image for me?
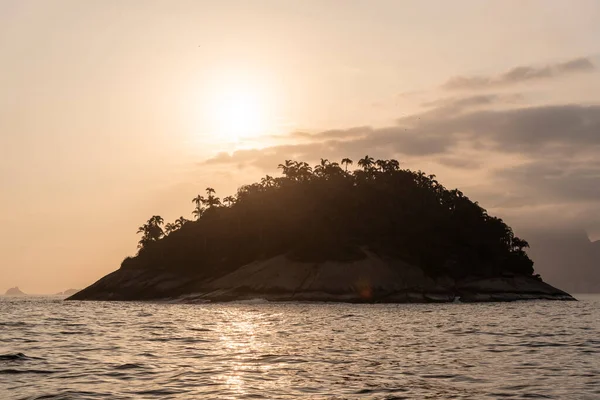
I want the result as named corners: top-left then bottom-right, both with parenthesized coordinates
top-left (126, 156), bottom-right (534, 279)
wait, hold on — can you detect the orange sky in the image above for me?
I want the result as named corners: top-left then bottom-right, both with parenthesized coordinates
top-left (2, 0), bottom-right (600, 293)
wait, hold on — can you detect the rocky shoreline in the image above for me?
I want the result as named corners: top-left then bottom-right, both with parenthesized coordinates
top-left (68, 253), bottom-right (575, 303)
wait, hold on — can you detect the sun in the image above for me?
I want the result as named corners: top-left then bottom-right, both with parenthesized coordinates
top-left (213, 90), bottom-right (266, 140)
top-left (207, 83), bottom-right (271, 142)
top-left (193, 68), bottom-right (280, 146)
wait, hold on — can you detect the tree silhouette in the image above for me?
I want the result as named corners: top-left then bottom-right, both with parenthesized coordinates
top-left (223, 196), bottom-right (236, 207)
top-left (175, 216), bottom-right (190, 228)
top-left (164, 223), bottom-right (177, 235)
top-left (136, 215), bottom-right (164, 249)
top-left (191, 194), bottom-right (205, 220)
top-left (357, 155), bottom-right (375, 171)
top-left (341, 158), bottom-right (353, 172)
top-left (205, 187), bottom-right (221, 208)
top-left (127, 156), bottom-right (536, 279)
top-left (260, 176), bottom-right (275, 188)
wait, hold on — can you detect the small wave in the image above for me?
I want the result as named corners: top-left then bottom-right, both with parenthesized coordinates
top-left (133, 389), bottom-right (183, 396)
top-left (0, 369), bottom-right (56, 375)
top-left (115, 363), bottom-right (145, 370)
top-left (232, 298), bottom-right (270, 304)
top-left (137, 312), bottom-right (153, 317)
top-left (0, 321), bottom-right (27, 327)
top-left (0, 352), bottom-right (27, 361)
top-left (0, 352), bottom-right (40, 361)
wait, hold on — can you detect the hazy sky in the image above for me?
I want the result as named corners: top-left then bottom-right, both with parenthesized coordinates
top-left (2, 0), bottom-right (600, 293)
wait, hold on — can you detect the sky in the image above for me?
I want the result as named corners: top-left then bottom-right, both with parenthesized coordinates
top-left (2, 0), bottom-right (600, 293)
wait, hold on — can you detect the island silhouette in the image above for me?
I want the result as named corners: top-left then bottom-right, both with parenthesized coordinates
top-left (55, 289), bottom-right (80, 296)
top-left (4, 287), bottom-right (26, 296)
top-left (70, 157), bottom-right (574, 302)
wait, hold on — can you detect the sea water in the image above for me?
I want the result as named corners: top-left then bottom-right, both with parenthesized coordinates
top-left (1, 295), bottom-right (599, 399)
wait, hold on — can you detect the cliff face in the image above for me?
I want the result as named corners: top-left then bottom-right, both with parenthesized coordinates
top-left (68, 252), bottom-right (574, 303)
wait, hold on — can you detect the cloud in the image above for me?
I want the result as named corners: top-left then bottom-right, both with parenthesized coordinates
top-left (435, 156), bottom-right (481, 169)
top-left (495, 158), bottom-right (600, 203)
top-left (393, 103), bottom-right (600, 157)
top-left (420, 94), bottom-right (524, 114)
top-left (205, 103), bottom-right (600, 169)
top-left (442, 57), bottom-right (595, 90)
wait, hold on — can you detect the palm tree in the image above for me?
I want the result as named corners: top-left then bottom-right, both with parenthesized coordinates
top-left (357, 155), bottom-right (374, 171)
top-left (205, 187), bottom-right (221, 208)
top-left (296, 161), bottom-right (312, 181)
top-left (375, 159), bottom-right (387, 171)
top-left (260, 175), bottom-right (275, 188)
top-left (148, 215), bottom-right (164, 227)
top-left (277, 160), bottom-right (295, 178)
top-left (164, 222), bottom-right (177, 235)
top-left (175, 216), bottom-right (189, 228)
top-left (192, 207), bottom-right (203, 220)
top-left (387, 159), bottom-right (400, 171)
top-left (192, 194), bottom-right (204, 207)
top-left (191, 195), bottom-right (205, 220)
top-left (341, 158), bottom-right (353, 172)
top-left (223, 196), bottom-right (236, 207)
top-left (314, 158), bottom-right (329, 177)
top-left (136, 215), bottom-right (164, 249)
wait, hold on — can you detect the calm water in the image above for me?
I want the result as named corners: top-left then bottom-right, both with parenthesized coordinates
top-left (1, 296), bottom-right (599, 399)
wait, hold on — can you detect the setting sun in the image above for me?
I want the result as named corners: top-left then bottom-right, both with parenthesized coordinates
top-left (199, 70), bottom-right (278, 143)
top-left (211, 88), bottom-right (268, 141)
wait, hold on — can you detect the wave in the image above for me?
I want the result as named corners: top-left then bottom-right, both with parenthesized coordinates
top-left (0, 352), bottom-right (35, 361)
top-left (115, 363), bottom-right (145, 370)
top-left (0, 368), bottom-right (55, 374)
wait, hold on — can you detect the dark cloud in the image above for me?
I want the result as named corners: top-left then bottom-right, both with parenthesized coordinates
top-left (442, 57), bottom-right (595, 90)
top-left (495, 159), bottom-right (600, 203)
top-left (435, 156), bottom-right (481, 169)
top-left (205, 103), bottom-right (600, 169)
top-left (422, 94), bottom-right (500, 109)
top-left (401, 104), bottom-right (600, 153)
top-left (421, 94), bottom-right (524, 114)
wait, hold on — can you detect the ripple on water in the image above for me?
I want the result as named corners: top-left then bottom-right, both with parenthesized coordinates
top-left (0, 296), bottom-right (598, 399)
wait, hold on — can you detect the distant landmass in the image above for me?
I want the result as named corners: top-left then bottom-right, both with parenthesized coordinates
top-left (5, 287), bottom-right (26, 296)
top-left (523, 229), bottom-right (600, 293)
top-left (69, 157), bottom-right (574, 303)
top-left (56, 289), bottom-right (80, 296)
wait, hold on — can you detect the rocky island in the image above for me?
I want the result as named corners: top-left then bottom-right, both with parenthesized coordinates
top-left (5, 287), bottom-right (26, 296)
top-left (69, 157), bottom-right (574, 303)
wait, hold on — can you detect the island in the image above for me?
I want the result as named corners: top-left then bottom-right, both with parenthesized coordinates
top-left (5, 287), bottom-right (26, 296)
top-left (56, 289), bottom-right (80, 296)
top-left (69, 157), bottom-right (574, 303)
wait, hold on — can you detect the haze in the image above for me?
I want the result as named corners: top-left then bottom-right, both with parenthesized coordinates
top-left (2, 0), bottom-right (600, 294)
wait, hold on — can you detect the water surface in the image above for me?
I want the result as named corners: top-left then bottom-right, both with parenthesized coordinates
top-left (1, 295), bottom-right (599, 399)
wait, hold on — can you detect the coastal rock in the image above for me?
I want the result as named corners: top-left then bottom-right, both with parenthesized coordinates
top-left (68, 252), bottom-right (575, 303)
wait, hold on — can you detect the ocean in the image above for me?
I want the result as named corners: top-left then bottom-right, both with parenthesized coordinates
top-left (1, 295), bottom-right (599, 399)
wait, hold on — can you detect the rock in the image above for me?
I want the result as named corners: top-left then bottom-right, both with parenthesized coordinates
top-left (4, 287), bottom-right (26, 296)
top-left (456, 276), bottom-right (573, 302)
top-left (68, 252), bottom-right (576, 303)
